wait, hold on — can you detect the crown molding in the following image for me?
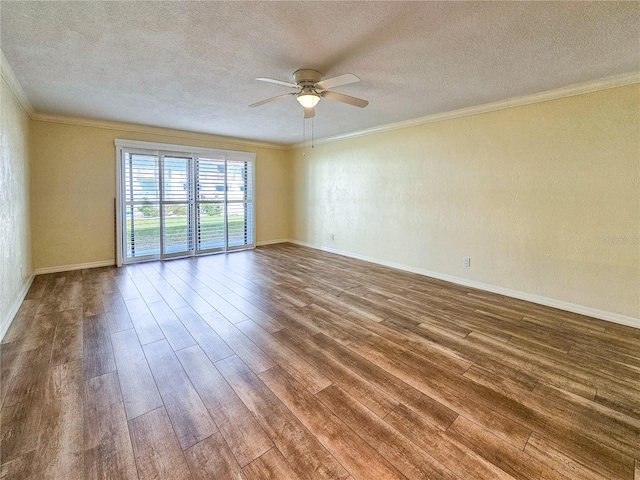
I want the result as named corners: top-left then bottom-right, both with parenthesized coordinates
top-left (0, 48), bottom-right (287, 150)
top-left (0, 51), bottom-right (36, 117)
top-left (31, 113), bottom-right (290, 151)
top-left (289, 71), bottom-right (640, 150)
top-left (4, 45), bottom-right (637, 153)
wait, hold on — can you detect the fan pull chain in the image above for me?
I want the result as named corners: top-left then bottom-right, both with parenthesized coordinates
top-left (302, 115), bottom-right (306, 153)
top-left (312, 117), bottom-right (314, 148)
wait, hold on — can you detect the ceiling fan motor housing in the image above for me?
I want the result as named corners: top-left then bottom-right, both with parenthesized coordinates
top-left (294, 69), bottom-right (322, 87)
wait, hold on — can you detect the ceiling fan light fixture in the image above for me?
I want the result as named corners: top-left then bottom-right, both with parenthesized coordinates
top-left (297, 92), bottom-right (320, 108)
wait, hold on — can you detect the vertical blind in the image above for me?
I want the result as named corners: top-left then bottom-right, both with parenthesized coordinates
top-left (118, 144), bottom-right (255, 264)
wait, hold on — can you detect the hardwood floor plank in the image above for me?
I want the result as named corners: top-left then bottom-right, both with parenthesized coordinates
top-left (525, 434), bottom-right (620, 480)
top-left (114, 269), bottom-right (141, 300)
top-left (466, 331), bottom-right (623, 398)
top-left (235, 320), bottom-right (332, 394)
top-left (384, 403), bottom-right (517, 480)
top-left (176, 345), bottom-right (273, 467)
top-left (24, 274), bottom-right (49, 300)
top-left (302, 287), bottom-right (351, 316)
top-left (463, 363), bottom-right (537, 398)
top-left (128, 407), bottom-right (192, 480)
top-left (316, 385), bottom-right (460, 480)
top-left (532, 383), bottom-right (640, 454)
top-left (173, 306), bottom-right (234, 363)
top-left (242, 448), bottom-right (301, 480)
top-left (446, 415), bottom-right (570, 480)
top-left (83, 313), bottom-right (116, 380)
top-left (274, 329), bottom-right (399, 418)
top-left (127, 269), bottom-right (164, 305)
top-left (529, 429), bottom-right (634, 480)
top-left (308, 332), bottom-right (458, 430)
top-left (184, 432), bottom-right (246, 480)
top-left (143, 339), bottom-right (217, 450)
top-left (198, 288), bottom-right (251, 324)
top-left (51, 308), bottom-right (83, 366)
top-left (2, 344), bottom-right (51, 407)
top-left (259, 365), bottom-right (406, 480)
top-left (111, 329), bottom-right (163, 420)
top-left (147, 300), bottom-right (196, 351)
top-left (102, 291), bottom-right (135, 333)
top-left (0, 388), bottom-right (45, 463)
top-left (13, 312), bottom-right (56, 353)
top-left (83, 371), bottom-right (138, 479)
top-left (248, 294), bottom-right (328, 337)
top-left (293, 304), bottom-right (358, 345)
top-left (150, 267), bottom-right (219, 315)
top-left (2, 245), bottom-right (638, 479)
top-left (81, 274), bottom-right (104, 317)
top-left (415, 322), bottom-right (592, 398)
top-left (33, 360), bottom-right (84, 479)
top-left (221, 291), bottom-right (286, 333)
top-left (202, 312), bottom-right (275, 374)
top-left (139, 266), bottom-right (190, 310)
top-left (595, 388), bottom-right (640, 420)
top-left (124, 297), bottom-right (165, 345)
top-left (511, 333), bottom-right (640, 390)
top-left (1, 299), bottom-right (39, 345)
top-left (152, 261), bottom-right (212, 291)
top-left (347, 337), bottom-right (533, 449)
top-left (58, 280), bottom-right (83, 312)
top-left (0, 450), bottom-right (36, 480)
top-left (398, 346), bottom-right (637, 469)
top-left (36, 276), bottom-right (66, 316)
top-left (215, 355), bottom-right (349, 480)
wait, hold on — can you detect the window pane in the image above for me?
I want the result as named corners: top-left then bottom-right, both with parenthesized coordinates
top-left (197, 203), bottom-right (225, 251)
top-left (228, 202), bottom-right (252, 247)
top-left (124, 153), bottom-right (159, 203)
top-left (162, 204), bottom-right (192, 254)
top-left (163, 157), bottom-right (191, 202)
top-left (196, 157), bottom-right (225, 201)
top-left (124, 152), bottom-right (160, 259)
top-left (226, 160), bottom-right (253, 202)
top-left (125, 204), bottom-right (160, 258)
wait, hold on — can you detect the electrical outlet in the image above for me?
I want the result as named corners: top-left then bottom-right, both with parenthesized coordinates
top-left (330, 233), bottom-right (335, 241)
top-left (463, 257), bottom-right (471, 267)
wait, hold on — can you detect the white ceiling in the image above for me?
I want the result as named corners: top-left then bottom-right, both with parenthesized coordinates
top-left (2, 1), bottom-right (639, 145)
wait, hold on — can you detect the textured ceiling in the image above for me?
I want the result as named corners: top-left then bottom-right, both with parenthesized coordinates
top-left (2, 1), bottom-right (639, 145)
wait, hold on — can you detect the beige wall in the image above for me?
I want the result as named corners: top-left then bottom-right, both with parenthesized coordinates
top-left (0, 77), bottom-right (32, 335)
top-left (290, 84), bottom-right (640, 319)
top-left (30, 121), bottom-right (290, 270)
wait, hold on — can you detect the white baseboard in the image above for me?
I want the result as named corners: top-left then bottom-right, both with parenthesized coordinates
top-left (256, 238), bottom-right (290, 246)
top-left (287, 239), bottom-right (639, 329)
top-left (34, 260), bottom-right (115, 275)
top-left (1, 274), bottom-right (35, 342)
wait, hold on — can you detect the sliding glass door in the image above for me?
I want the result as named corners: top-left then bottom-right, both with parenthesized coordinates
top-left (226, 159), bottom-right (254, 250)
top-left (161, 155), bottom-right (193, 258)
top-left (116, 140), bottom-right (255, 265)
top-left (195, 156), bottom-right (226, 253)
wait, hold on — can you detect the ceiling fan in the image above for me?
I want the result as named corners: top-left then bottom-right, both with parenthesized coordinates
top-left (249, 69), bottom-right (368, 118)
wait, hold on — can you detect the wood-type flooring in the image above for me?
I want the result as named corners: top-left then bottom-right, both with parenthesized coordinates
top-left (1, 243), bottom-right (639, 479)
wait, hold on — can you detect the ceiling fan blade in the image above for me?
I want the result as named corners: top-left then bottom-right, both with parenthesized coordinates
top-left (304, 107), bottom-right (315, 119)
top-left (315, 73), bottom-right (360, 90)
top-left (256, 77), bottom-right (299, 89)
top-left (249, 93), bottom-right (295, 108)
top-left (321, 90), bottom-right (369, 108)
